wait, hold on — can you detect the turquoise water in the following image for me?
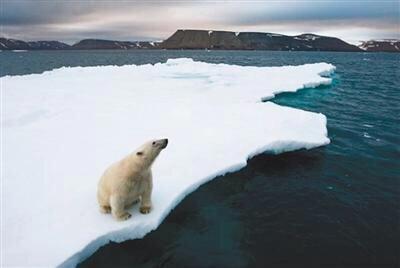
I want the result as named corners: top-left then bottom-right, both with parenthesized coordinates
top-left (2, 50), bottom-right (399, 267)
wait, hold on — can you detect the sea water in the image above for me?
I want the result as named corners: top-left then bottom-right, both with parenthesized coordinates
top-left (1, 50), bottom-right (399, 267)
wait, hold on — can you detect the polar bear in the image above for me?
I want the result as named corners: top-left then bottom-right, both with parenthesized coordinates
top-left (97, 138), bottom-right (168, 221)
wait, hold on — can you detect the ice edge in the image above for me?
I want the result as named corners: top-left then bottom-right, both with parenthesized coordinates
top-left (60, 140), bottom-right (330, 268)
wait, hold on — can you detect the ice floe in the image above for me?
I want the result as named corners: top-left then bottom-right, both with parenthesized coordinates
top-left (1, 58), bottom-right (335, 267)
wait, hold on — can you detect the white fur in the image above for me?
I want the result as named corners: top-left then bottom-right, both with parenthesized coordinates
top-left (97, 139), bottom-right (168, 221)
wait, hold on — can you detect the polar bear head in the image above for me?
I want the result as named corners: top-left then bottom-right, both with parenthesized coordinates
top-left (135, 138), bottom-right (168, 168)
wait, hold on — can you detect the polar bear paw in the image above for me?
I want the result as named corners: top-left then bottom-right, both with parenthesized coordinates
top-left (99, 206), bottom-right (111, 214)
top-left (140, 206), bottom-right (151, 214)
top-left (116, 212), bottom-right (132, 221)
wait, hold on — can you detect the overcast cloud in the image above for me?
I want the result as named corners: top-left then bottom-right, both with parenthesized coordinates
top-left (0, 0), bottom-right (399, 44)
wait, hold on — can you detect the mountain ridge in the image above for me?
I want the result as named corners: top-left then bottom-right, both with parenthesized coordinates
top-left (0, 38), bottom-right (70, 50)
top-left (1, 30), bottom-right (398, 52)
top-left (359, 39), bottom-right (400, 52)
top-left (160, 30), bottom-right (363, 52)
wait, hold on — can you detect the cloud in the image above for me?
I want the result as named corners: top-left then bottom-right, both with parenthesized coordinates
top-left (1, 0), bottom-right (399, 43)
top-left (227, 1), bottom-right (398, 24)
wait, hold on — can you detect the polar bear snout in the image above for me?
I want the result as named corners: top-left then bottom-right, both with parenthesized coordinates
top-left (161, 138), bottom-right (168, 149)
top-left (153, 138), bottom-right (168, 149)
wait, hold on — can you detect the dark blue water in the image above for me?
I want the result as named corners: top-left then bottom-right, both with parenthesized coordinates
top-left (2, 50), bottom-right (399, 267)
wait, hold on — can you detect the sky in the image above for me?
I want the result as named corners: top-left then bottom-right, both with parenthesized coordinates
top-left (0, 0), bottom-right (399, 45)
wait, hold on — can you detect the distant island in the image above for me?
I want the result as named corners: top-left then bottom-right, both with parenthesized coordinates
top-left (1, 30), bottom-right (399, 52)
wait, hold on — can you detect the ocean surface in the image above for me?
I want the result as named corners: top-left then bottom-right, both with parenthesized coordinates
top-left (2, 50), bottom-right (399, 267)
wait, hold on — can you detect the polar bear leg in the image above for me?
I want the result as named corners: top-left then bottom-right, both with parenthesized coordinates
top-left (140, 176), bottom-right (152, 214)
top-left (140, 192), bottom-right (152, 214)
top-left (110, 195), bottom-right (131, 221)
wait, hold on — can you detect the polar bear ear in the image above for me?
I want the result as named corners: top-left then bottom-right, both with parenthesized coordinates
top-left (136, 151), bottom-right (143, 156)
